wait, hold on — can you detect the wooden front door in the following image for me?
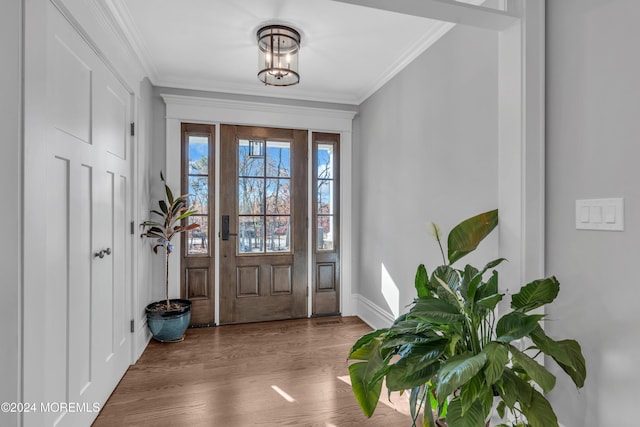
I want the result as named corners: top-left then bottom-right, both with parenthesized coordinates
top-left (220, 125), bottom-right (308, 324)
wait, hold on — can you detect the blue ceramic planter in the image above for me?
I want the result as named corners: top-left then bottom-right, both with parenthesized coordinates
top-left (145, 299), bottom-right (192, 342)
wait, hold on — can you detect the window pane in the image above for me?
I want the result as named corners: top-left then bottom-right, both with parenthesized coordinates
top-left (317, 215), bottom-right (334, 251)
top-left (317, 144), bottom-right (334, 179)
top-left (317, 179), bottom-right (333, 215)
top-left (266, 216), bottom-right (290, 253)
top-left (188, 176), bottom-right (209, 214)
top-left (239, 140), bottom-right (265, 177)
top-left (188, 135), bottom-right (209, 174)
top-left (238, 178), bottom-right (264, 215)
top-left (187, 216), bottom-right (209, 255)
top-left (266, 141), bottom-right (291, 177)
top-left (266, 178), bottom-right (291, 215)
top-left (239, 216), bottom-right (264, 253)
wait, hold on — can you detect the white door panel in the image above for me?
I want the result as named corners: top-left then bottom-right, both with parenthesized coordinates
top-left (25, 4), bottom-right (133, 426)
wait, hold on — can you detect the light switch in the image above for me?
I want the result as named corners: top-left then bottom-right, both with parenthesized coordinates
top-left (580, 206), bottom-right (590, 223)
top-left (604, 205), bottom-right (616, 223)
top-left (590, 206), bottom-right (602, 223)
top-left (576, 198), bottom-right (624, 231)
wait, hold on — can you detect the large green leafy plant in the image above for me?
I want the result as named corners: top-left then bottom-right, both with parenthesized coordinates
top-left (140, 172), bottom-right (199, 310)
top-left (348, 210), bottom-right (586, 427)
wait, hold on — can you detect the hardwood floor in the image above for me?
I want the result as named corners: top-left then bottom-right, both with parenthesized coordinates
top-left (93, 316), bottom-right (410, 427)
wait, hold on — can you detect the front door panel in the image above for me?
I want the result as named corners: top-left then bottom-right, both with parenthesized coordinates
top-left (220, 125), bottom-right (308, 324)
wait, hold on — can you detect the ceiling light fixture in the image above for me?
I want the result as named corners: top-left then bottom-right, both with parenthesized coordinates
top-left (257, 24), bottom-right (301, 86)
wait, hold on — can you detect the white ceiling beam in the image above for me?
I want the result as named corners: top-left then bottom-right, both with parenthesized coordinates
top-left (329, 0), bottom-right (519, 31)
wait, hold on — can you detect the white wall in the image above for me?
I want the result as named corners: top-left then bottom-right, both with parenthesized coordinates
top-left (134, 77), bottom-right (155, 357)
top-left (354, 23), bottom-right (499, 325)
top-left (546, 1), bottom-right (640, 426)
top-left (0, 1), bottom-right (22, 425)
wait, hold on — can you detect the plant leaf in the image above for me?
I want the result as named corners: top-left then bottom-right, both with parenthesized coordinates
top-left (158, 200), bottom-right (168, 214)
top-left (479, 257), bottom-right (507, 275)
top-left (165, 183), bottom-right (174, 205)
top-left (176, 211), bottom-right (198, 221)
top-left (476, 293), bottom-right (503, 311)
top-left (390, 319), bottom-right (428, 335)
top-left (475, 270), bottom-right (499, 302)
top-left (349, 361), bottom-right (384, 418)
top-left (349, 334), bottom-right (390, 417)
top-left (459, 264), bottom-right (479, 300)
top-left (409, 298), bottom-right (464, 325)
top-left (511, 277), bottom-right (560, 312)
top-left (416, 264), bottom-right (430, 298)
top-left (385, 340), bottom-right (447, 390)
top-left (499, 368), bottom-right (533, 409)
top-left (553, 339), bottom-right (587, 388)
top-left (432, 265), bottom-right (461, 295)
top-left (381, 334), bottom-right (438, 350)
top-left (447, 209), bottom-right (498, 265)
top-left (529, 325), bottom-right (574, 368)
top-left (436, 353), bottom-right (487, 404)
top-left (446, 397), bottom-right (486, 427)
top-left (459, 373), bottom-right (490, 416)
top-left (509, 345), bottom-right (556, 393)
top-left (348, 329), bottom-right (388, 360)
top-left (483, 342), bottom-right (508, 386)
top-left (519, 388), bottom-right (559, 427)
top-left (409, 385), bottom-right (429, 426)
top-left (387, 356), bottom-right (441, 392)
top-left (495, 312), bottom-right (544, 343)
top-left (496, 400), bottom-right (506, 419)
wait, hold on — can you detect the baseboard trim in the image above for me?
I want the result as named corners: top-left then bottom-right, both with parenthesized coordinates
top-left (133, 317), bottom-right (152, 362)
top-left (354, 294), bottom-right (395, 329)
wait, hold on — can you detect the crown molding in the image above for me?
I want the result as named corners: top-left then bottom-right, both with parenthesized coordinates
top-left (356, 20), bottom-right (455, 103)
top-left (103, 0), bottom-right (160, 82)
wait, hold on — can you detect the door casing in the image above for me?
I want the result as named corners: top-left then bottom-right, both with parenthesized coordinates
top-left (163, 96), bottom-right (357, 325)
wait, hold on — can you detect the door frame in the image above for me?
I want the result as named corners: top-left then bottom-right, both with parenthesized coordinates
top-left (163, 96), bottom-right (357, 324)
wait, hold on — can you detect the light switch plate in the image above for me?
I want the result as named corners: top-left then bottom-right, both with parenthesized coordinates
top-left (576, 198), bottom-right (624, 231)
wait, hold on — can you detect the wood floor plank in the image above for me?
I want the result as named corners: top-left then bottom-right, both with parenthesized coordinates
top-left (93, 317), bottom-right (410, 427)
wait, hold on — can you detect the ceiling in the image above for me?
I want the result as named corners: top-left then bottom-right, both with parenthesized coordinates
top-left (103, 0), bottom-right (484, 105)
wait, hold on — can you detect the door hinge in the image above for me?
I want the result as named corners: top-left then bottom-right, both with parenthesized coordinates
top-left (130, 221), bottom-right (135, 235)
top-left (130, 319), bottom-right (135, 333)
top-left (130, 122), bottom-right (135, 136)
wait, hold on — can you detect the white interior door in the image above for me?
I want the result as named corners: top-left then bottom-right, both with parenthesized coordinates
top-left (36, 5), bottom-right (132, 426)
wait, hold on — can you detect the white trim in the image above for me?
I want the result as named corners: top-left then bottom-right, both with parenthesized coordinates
top-left (214, 124), bottom-right (221, 325)
top-left (331, 0), bottom-right (519, 31)
top-left (162, 95), bottom-right (357, 320)
top-left (339, 130), bottom-right (354, 316)
top-left (101, 0), bottom-right (160, 82)
top-left (357, 21), bottom-right (455, 103)
top-left (162, 95), bottom-right (357, 130)
top-left (497, 0), bottom-right (545, 291)
top-left (307, 132), bottom-right (314, 316)
top-left (156, 78), bottom-right (362, 105)
top-left (354, 294), bottom-right (395, 330)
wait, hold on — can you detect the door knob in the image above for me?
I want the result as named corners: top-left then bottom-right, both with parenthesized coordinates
top-left (94, 248), bottom-right (112, 258)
